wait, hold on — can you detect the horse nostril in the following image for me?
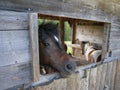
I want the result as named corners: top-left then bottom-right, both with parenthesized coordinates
top-left (66, 64), bottom-right (73, 70)
top-left (65, 62), bottom-right (76, 73)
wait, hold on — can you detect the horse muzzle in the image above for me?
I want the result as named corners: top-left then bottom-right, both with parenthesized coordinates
top-left (64, 61), bottom-right (76, 73)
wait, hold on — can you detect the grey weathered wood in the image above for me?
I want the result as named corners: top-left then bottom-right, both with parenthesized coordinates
top-left (29, 13), bottom-right (40, 85)
top-left (88, 67), bottom-right (97, 90)
top-left (110, 61), bottom-right (117, 90)
top-left (102, 23), bottom-right (111, 60)
top-left (76, 57), bottom-right (118, 71)
top-left (114, 60), bottom-right (120, 90)
top-left (0, 0), bottom-right (120, 90)
top-left (99, 63), bottom-right (108, 90)
top-left (104, 62), bottom-right (115, 90)
top-left (111, 49), bottom-right (120, 58)
top-left (0, 0), bottom-right (113, 23)
top-left (0, 30), bottom-right (31, 66)
top-left (66, 74), bottom-right (79, 90)
top-left (0, 10), bottom-right (29, 30)
top-left (0, 62), bottom-right (31, 90)
top-left (76, 25), bottom-right (104, 44)
top-left (59, 18), bottom-right (65, 46)
top-left (111, 16), bottom-right (120, 25)
top-left (79, 69), bottom-right (90, 90)
top-left (110, 32), bottom-right (120, 39)
top-left (95, 65), bottom-right (103, 90)
top-left (109, 39), bottom-right (120, 50)
top-left (111, 24), bottom-right (120, 32)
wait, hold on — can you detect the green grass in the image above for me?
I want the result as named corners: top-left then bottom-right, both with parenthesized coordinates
top-left (64, 41), bottom-right (73, 54)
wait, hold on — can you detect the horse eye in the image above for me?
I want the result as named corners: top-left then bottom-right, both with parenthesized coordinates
top-left (43, 43), bottom-right (50, 46)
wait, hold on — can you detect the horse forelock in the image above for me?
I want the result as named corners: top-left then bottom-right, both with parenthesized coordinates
top-left (39, 22), bottom-right (59, 37)
top-left (39, 22), bottom-right (62, 49)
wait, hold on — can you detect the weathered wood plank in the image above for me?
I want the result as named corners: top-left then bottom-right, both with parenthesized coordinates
top-left (99, 63), bottom-right (108, 90)
top-left (111, 24), bottom-right (120, 32)
top-left (95, 65), bottom-right (103, 90)
top-left (71, 19), bottom-right (77, 55)
top-left (66, 74), bottom-right (81, 90)
top-left (78, 70), bottom-right (90, 90)
top-left (29, 13), bottom-right (40, 90)
top-left (0, 50), bottom-right (31, 67)
top-left (114, 60), bottom-right (120, 90)
top-left (54, 78), bottom-right (67, 90)
top-left (0, 62), bottom-right (31, 90)
top-left (110, 61), bottom-right (117, 90)
top-left (59, 18), bottom-right (65, 46)
top-left (0, 10), bottom-right (29, 30)
top-left (0, 30), bottom-right (30, 66)
top-left (76, 25), bottom-right (104, 44)
top-left (0, 0), bottom-right (112, 22)
top-left (110, 31), bottom-right (120, 39)
top-left (109, 39), bottom-right (120, 50)
top-left (104, 62), bottom-right (115, 90)
top-left (111, 16), bottom-right (120, 25)
top-left (88, 67), bottom-right (98, 90)
top-left (71, 19), bottom-right (77, 44)
top-left (111, 49), bottom-right (120, 59)
top-left (66, 44), bottom-right (81, 49)
top-left (102, 23), bottom-right (111, 60)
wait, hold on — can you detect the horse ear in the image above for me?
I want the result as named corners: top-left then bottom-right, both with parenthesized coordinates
top-left (39, 29), bottom-right (46, 41)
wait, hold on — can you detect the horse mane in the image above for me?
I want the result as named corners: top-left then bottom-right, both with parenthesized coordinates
top-left (38, 22), bottom-right (59, 37)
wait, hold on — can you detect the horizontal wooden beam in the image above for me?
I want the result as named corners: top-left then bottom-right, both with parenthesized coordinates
top-left (66, 44), bottom-right (81, 49)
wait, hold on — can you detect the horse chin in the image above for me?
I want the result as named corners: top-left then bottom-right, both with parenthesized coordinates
top-left (60, 64), bottom-right (76, 78)
top-left (60, 72), bottom-right (72, 78)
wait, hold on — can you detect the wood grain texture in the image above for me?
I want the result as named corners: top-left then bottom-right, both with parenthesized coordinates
top-left (110, 61), bottom-right (117, 90)
top-left (76, 25), bottom-right (104, 44)
top-left (71, 19), bottom-right (77, 55)
top-left (0, 0), bottom-right (113, 23)
top-left (102, 23), bottom-right (111, 60)
top-left (114, 60), bottom-right (120, 90)
top-left (0, 0), bottom-right (120, 90)
top-left (29, 13), bottom-right (40, 85)
top-left (78, 70), bottom-right (90, 90)
top-left (109, 39), bottom-right (120, 50)
top-left (0, 10), bottom-right (29, 30)
top-left (109, 23), bottom-right (120, 57)
top-left (0, 62), bottom-right (31, 90)
top-left (0, 30), bottom-right (31, 66)
top-left (95, 65), bottom-right (103, 90)
top-left (104, 62), bottom-right (116, 90)
top-left (88, 67), bottom-right (98, 90)
top-left (111, 50), bottom-right (120, 59)
top-left (59, 18), bottom-right (65, 46)
top-left (98, 63), bottom-right (108, 90)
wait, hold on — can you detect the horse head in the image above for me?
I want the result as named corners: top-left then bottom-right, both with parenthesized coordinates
top-left (39, 22), bottom-right (76, 77)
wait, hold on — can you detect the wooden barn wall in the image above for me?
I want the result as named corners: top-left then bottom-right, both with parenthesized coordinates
top-left (36, 60), bottom-right (120, 90)
top-left (76, 26), bottom-right (104, 44)
top-left (0, 10), bottom-right (31, 89)
top-left (0, 0), bottom-right (120, 90)
top-left (0, 0), bottom-right (119, 58)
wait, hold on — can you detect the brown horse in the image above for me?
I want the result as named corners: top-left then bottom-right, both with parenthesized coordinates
top-left (38, 22), bottom-right (76, 77)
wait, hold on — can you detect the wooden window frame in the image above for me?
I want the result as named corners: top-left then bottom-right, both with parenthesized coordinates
top-left (29, 13), bottom-right (115, 88)
top-left (29, 13), bottom-right (40, 89)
